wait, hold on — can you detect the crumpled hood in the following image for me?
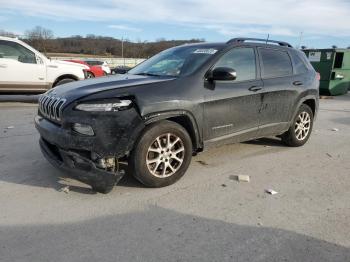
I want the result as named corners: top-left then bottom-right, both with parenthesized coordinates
top-left (46, 74), bottom-right (175, 103)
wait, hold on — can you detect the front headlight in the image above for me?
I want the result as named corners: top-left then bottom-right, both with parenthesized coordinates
top-left (75, 99), bottom-right (132, 112)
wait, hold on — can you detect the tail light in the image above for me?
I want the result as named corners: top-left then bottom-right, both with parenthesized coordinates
top-left (316, 72), bottom-right (321, 81)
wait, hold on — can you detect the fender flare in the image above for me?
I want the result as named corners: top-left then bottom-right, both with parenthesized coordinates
top-left (289, 95), bottom-right (318, 126)
top-left (143, 110), bottom-right (202, 150)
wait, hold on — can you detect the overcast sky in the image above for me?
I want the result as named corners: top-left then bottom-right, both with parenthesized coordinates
top-left (1, 0), bottom-right (349, 48)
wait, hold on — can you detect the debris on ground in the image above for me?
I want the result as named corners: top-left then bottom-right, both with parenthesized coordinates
top-left (326, 153), bottom-right (333, 158)
top-left (331, 128), bottom-right (339, 132)
top-left (319, 96), bottom-right (334, 99)
top-left (221, 184), bottom-right (227, 187)
top-left (229, 174), bottom-right (250, 182)
top-left (60, 186), bottom-right (70, 194)
top-left (6, 126), bottom-right (14, 129)
top-left (265, 189), bottom-right (278, 195)
top-left (196, 160), bottom-right (209, 166)
top-left (237, 175), bottom-right (250, 182)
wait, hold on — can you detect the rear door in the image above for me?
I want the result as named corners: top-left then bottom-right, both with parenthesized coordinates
top-left (0, 40), bottom-right (47, 92)
top-left (203, 47), bottom-right (263, 142)
top-left (257, 48), bottom-right (297, 136)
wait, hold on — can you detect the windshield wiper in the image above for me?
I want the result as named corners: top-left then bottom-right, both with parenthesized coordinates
top-left (134, 72), bottom-right (161, 77)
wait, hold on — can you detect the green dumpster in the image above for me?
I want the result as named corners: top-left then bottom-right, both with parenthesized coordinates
top-left (303, 49), bottom-right (350, 96)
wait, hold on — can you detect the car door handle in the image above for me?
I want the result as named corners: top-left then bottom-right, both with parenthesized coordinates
top-left (0, 64), bottom-right (8, 68)
top-left (293, 81), bottom-right (303, 86)
top-left (248, 86), bottom-right (262, 92)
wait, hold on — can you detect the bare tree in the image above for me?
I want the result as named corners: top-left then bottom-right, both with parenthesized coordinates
top-left (25, 26), bottom-right (54, 54)
top-left (0, 29), bottom-right (17, 37)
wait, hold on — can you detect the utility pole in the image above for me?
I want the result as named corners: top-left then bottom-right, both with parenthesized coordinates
top-left (298, 32), bottom-right (303, 49)
top-left (121, 37), bottom-right (125, 66)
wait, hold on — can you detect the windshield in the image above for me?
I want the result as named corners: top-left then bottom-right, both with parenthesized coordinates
top-left (128, 46), bottom-right (219, 77)
top-left (86, 60), bottom-right (104, 66)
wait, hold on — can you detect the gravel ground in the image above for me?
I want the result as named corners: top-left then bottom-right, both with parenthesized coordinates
top-left (0, 94), bottom-right (349, 262)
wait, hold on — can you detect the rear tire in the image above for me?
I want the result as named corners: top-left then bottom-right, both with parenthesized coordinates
top-left (130, 120), bottom-right (193, 187)
top-left (282, 104), bottom-right (314, 147)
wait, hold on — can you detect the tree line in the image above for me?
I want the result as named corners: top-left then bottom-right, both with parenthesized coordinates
top-left (1, 27), bottom-right (203, 58)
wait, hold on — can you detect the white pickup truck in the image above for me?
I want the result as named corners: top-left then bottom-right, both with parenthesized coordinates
top-left (0, 36), bottom-right (88, 92)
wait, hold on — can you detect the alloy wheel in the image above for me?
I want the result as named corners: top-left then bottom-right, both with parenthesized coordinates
top-left (294, 111), bottom-right (311, 141)
top-left (146, 133), bottom-right (185, 178)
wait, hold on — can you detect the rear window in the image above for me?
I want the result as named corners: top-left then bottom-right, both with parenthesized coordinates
top-left (260, 48), bottom-right (293, 78)
top-left (291, 52), bottom-right (308, 74)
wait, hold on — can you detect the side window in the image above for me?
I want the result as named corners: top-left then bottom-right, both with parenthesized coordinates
top-left (214, 48), bottom-right (256, 82)
top-left (292, 52), bottom-right (308, 74)
top-left (0, 40), bottom-right (36, 64)
top-left (260, 48), bottom-right (293, 78)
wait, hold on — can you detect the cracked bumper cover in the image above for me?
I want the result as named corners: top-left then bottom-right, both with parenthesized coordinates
top-left (34, 108), bottom-right (145, 187)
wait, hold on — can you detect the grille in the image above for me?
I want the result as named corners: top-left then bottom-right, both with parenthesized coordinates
top-left (38, 94), bottom-right (66, 122)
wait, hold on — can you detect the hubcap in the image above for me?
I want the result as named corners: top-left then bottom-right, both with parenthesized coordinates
top-left (146, 133), bottom-right (185, 178)
top-left (295, 111), bottom-right (311, 141)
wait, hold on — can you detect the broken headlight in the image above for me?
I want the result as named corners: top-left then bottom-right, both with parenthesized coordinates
top-left (75, 99), bottom-right (132, 112)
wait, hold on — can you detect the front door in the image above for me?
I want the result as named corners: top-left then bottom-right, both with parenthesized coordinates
top-left (203, 47), bottom-right (263, 143)
top-left (0, 40), bottom-right (47, 92)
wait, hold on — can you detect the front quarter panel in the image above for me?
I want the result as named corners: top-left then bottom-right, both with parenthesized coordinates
top-left (59, 104), bottom-right (145, 157)
top-left (46, 62), bottom-right (85, 84)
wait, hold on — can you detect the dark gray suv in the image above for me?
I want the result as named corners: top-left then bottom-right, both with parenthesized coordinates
top-left (35, 38), bottom-right (319, 193)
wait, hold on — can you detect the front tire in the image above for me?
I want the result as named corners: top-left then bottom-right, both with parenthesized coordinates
top-left (282, 104), bottom-right (314, 147)
top-left (54, 78), bottom-right (75, 87)
top-left (130, 121), bottom-right (193, 187)
top-left (86, 71), bottom-right (95, 78)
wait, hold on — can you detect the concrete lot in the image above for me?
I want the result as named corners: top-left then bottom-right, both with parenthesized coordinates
top-left (0, 94), bottom-right (349, 261)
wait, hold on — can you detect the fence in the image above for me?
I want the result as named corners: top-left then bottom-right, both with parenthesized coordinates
top-left (51, 57), bottom-right (145, 68)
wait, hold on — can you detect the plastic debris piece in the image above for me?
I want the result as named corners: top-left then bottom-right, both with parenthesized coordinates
top-left (326, 153), bottom-right (332, 158)
top-left (6, 126), bottom-right (14, 129)
top-left (221, 184), bottom-right (227, 187)
top-left (237, 175), bottom-right (250, 182)
top-left (60, 186), bottom-right (70, 194)
top-left (332, 128), bottom-right (339, 132)
top-left (265, 189), bottom-right (278, 195)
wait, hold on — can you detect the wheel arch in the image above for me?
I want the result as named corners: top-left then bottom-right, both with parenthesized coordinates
top-left (290, 95), bottom-right (318, 125)
top-left (143, 111), bottom-right (202, 152)
top-left (53, 74), bottom-right (79, 87)
top-left (302, 99), bottom-right (316, 116)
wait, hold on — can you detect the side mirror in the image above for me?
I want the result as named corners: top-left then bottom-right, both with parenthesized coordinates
top-left (208, 67), bottom-right (237, 81)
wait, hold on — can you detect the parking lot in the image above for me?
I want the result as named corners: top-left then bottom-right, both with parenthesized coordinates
top-left (0, 94), bottom-right (349, 261)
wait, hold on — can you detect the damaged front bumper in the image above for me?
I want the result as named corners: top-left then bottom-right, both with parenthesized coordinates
top-left (35, 110), bottom-right (145, 191)
top-left (39, 138), bottom-right (122, 190)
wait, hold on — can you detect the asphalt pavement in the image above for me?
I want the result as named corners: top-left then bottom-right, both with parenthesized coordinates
top-left (0, 94), bottom-right (349, 261)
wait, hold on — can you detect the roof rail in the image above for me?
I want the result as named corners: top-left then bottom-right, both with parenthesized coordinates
top-left (227, 38), bottom-right (293, 48)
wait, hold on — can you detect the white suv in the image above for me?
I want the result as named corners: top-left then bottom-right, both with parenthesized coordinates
top-left (0, 36), bottom-right (88, 92)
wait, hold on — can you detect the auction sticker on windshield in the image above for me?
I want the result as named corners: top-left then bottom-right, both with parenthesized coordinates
top-left (193, 49), bottom-right (218, 55)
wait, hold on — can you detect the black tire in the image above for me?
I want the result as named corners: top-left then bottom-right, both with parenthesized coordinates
top-left (130, 120), bottom-right (193, 187)
top-left (282, 104), bottom-right (314, 147)
top-left (54, 78), bottom-right (75, 87)
top-left (86, 72), bottom-right (95, 78)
